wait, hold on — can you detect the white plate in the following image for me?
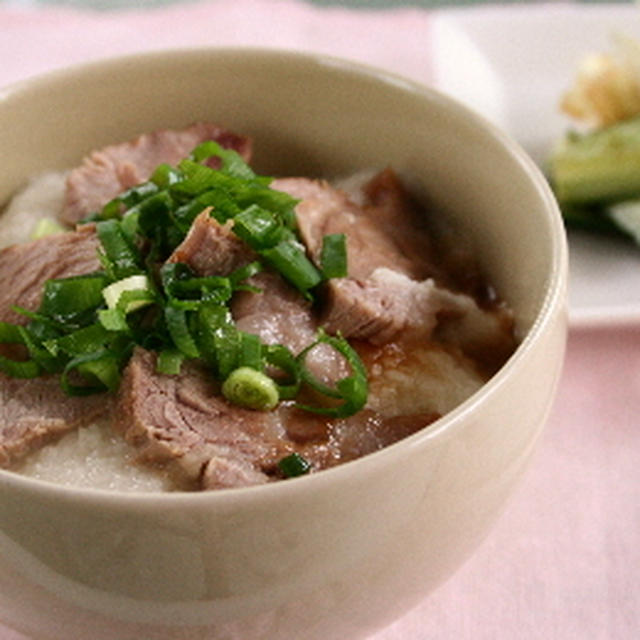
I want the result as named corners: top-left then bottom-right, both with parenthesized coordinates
top-left (429, 3), bottom-right (640, 328)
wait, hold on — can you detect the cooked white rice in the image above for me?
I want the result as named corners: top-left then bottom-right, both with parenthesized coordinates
top-left (16, 422), bottom-right (173, 492)
top-left (0, 172), bottom-right (68, 249)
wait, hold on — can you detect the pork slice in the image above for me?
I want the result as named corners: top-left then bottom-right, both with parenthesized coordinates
top-left (323, 267), bottom-right (515, 362)
top-left (112, 348), bottom-right (447, 489)
top-left (273, 170), bottom-right (436, 282)
top-left (273, 177), bottom-right (402, 280)
top-left (113, 348), bottom-right (294, 490)
top-left (270, 174), bottom-right (450, 345)
top-left (232, 272), bottom-right (318, 354)
top-left (321, 269), bottom-right (441, 345)
top-left (275, 172), bottom-right (515, 355)
top-left (360, 168), bottom-right (442, 279)
top-left (0, 225), bottom-right (101, 325)
top-left (62, 123), bottom-right (252, 225)
top-left (167, 209), bottom-right (256, 276)
top-left (0, 225), bottom-right (108, 465)
top-left (0, 375), bottom-right (110, 468)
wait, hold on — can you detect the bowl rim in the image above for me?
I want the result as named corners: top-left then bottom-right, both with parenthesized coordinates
top-left (0, 46), bottom-right (569, 505)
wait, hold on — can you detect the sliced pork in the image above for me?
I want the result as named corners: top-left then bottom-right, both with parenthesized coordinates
top-left (62, 123), bottom-right (252, 225)
top-left (167, 209), bottom-right (256, 276)
top-left (0, 225), bottom-right (101, 325)
top-left (273, 172), bottom-right (436, 281)
top-left (0, 376), bottom-right (109, 468)
top-left (275, 171), bottom-right (516, 354)
top-left (0, 225), bottom-right (106, 467)
top-left (113, 347), bottom-right (440, 489)
top-left (114, 348), bottom-right (291, 489)
top-left (232, 272), bottom-right (317, 353)
top-left (320, 269), bottom-right (444, 345)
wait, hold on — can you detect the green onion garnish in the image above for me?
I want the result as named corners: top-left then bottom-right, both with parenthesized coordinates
top-left (102, 275), bottom-right (153, 313)
top-left (157, 348), bottom-right (184, 376)
top-left (296, 330), bottom-right (368, 418)
top-left (0, 141), bottom-right (369, 416)
top-left (320, 233), bottom-right (347, 279)
top-left (261, 240), bottom-right (322, 294)
top-left (39, 274), bottom-right (107, 326)
top-left (0, 322), bottom-right (41, 378)
top-left (222, 366), bottom-right (280, 411)
top-left (278, 452), bottom-right (311, 478)
top-left (96, 219), bottom-right (143, 280)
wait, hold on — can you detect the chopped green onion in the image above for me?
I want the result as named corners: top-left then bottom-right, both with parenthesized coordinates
top-left (0, 322), bottom-right (41, 378)
top-left (161, 263), bottom-right (233, 305)
top-left (296, 330), bottom-right (368, 418)
top-left (135, 190), bottom-right (173, 235)
top-left (238, 332), bottom-right (263, 371)
top-left (30, 217), bottom-right (67, 240)
top-left (261, 240), bottom-right (322, 294)
top-left (233, 205), bottom-right (282, 249)
top-left (102, 275), bottom-right (153, 313)
top-left (165, 304), bottom-right (200, 359)
top-left (39, 274), bottom-right (107, 326)
top-left (114, 289), bottom-right (156, 315)
top-left (190, 141), bottom-right (258, 180)
top-left (213, 321), bottom-right (240, 380)
top-left (221, 366), bottom-right (279, 411)
top-left (150, 163), bottom-right (183, 189)
top-left (175, 159), bottom-right (225, 196)
top-left (320, 233), bottom-right (348, 279)
top-left (89, 180), bottom-right (160, 222)
top-left (43, 323), bottom-right (110, 357)
top-left (117, 180), bottom-right (160, 210)
top-left (240, 188), bottom-right (299, 230)
top-left (157, 348), bottom-right (185, 375)
top-left (228, 261), bottom-right (263, 289)
top-left (16, 326), bottom-right (61, 372)
top-left (278, 452), bottom-right (311, 478)
top-left (194, 303), bottom-right (222, 363)
top-left (0, 354), bottom-right (40, 379)
top-left (98, 308), bottom-right (128, 332)
top-left (264, 344), bottom-right (301, 400)
top-left (0, 322), bottom-right (25, 344)
top-left (96, 219), bottom-right (142, 279)
top-left (60, 350), bottom-right (120, 396)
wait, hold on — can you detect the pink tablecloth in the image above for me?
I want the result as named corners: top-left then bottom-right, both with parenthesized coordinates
top-left (1, 1), bottom-right (638, 638)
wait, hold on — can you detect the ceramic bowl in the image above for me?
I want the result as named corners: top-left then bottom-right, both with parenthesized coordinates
top-left (0, 48), bottom-right (567, 640)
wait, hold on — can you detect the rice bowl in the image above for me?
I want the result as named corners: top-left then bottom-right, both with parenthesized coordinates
top-left (0, 48), bottom-right (567, 640)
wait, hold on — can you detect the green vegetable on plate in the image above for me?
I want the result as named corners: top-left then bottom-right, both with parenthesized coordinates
top-left (547, 36), bottom-right (640, 245)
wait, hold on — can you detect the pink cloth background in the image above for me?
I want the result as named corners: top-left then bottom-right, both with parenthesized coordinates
top-left (1, 1), bottom-right (639, 638)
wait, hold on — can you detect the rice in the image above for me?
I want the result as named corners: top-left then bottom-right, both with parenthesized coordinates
top-left (16, 422), bottom-right (173, 493)
top-left (0, 172), bottom-right (67, 249)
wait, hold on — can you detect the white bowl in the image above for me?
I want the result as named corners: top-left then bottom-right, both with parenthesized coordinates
top-left (0, 49), bottom-right (567, 640)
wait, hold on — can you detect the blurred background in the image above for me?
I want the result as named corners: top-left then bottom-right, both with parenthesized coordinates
top-left (0, 0), bottom-right (632, 9)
